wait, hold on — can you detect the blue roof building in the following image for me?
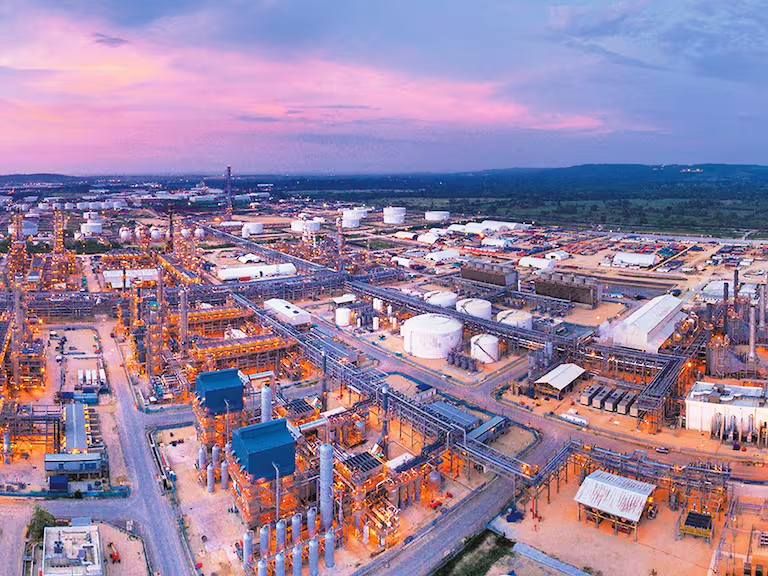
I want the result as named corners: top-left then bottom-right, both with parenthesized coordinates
top-left (195, 368), bottom-right (247, 415)
top-left (231, 419), bottom-right (296, 480)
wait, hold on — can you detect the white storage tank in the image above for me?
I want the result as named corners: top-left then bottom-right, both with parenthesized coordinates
top-left (64, 203), bottom-right (75, 210)
top-left (383, 207), bottom-right (406, 224)
top-left (134, 225), bottom-right (146, 239)
top-left (242, 222), bottom-right (264, 237)
top-left (304, 220), bottom-right (321, 232)
top-left (149, 227), bottom-right (163, 242)
top-left (290, 220), bottom-right (306, 232)
top-left (80, 221), bottom-right (102, 235)
top-left (119, 227), bottom-right (133, 243)
top-left (180, 228), bottom-right (191, 239)
top-left (401, 314), bottom-right (463, 359)
top-left (471, 334), bottom-right (499, 364)
top-left (83, 211), bottom-right (100, 220)
top-left (351, 207), bottom-right (368, 219)
top-left (424, 291), bottom-right (458, 308)
top-left (194, 228), bottom-right (206, 240)
top-left (497, 309), bottom-right (533, 330)
top-left (101, 201), bottom-right (113, 210)
top-left (342, 218), bottom-right (360, 229)
top-left (88, 201), bottom-right (101, 210)
top-left (76, 202), bottom-right (88, 210)
top-left (425, 210), bottom-right (450, 222)
top-left (456, 298), bottom-right (492, 320)
top-left (335, 307), bottom-right (352, 327)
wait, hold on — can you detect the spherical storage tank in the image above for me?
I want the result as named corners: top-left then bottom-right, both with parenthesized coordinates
top-left (456, 298), bottom-right (492, 320)
top-left (242, 222), bottom-right (264, 237)
top-left (180, 228), bottom-right (191, 239)
top-left (425, 210), bottom-right (450, 222)
top-left (194, 228), bottom-right (205, 240)
top-left (496, 309), bottom-right (533, 330)
top-left (471, 334), bottom-right (499, 364)
top-left (424, 291), bottom-right (458, 308)
top-left (335, 307), bottom-right (352, 327)
top-left (149, 227), bottom-right (163, 242)
top-left (401, 313), bottom-right (463, 359)
top-left (119, 227), bottom-right (132, 243)
top-left (383, 207), bottom-right (406, 224)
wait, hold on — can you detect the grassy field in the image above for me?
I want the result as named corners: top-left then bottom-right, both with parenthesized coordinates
top-left (433, 530), bottom-right (515, 576)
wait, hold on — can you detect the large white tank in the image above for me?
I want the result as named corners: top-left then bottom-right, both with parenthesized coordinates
top-left (194, 228), bottom-right (206, 240)
top-left (101, 201), bottom-right (113, 210)
top-left (80, 221), bottom-right (102, 235)
top-left (119, 227), bottom-right (133, 243)
top-left (290, 220), bottom-right (306, 232)
top-left (335, 307), bottom-right (352, 327)
top-left (383, 207), bottom-right (406, 224)
top-left (243, 222), bottom-right (264, 237)
top-left (76, 202), bottom-right (88, 210)
top-left (424, 291), bottom-right (458, 308)
top-left (134, 225), bottom-right (146, 239)
top-left (88, 201), bottom-right (101, 210)
top-left (496, 309), bottom-right (533, 330)
top-left (83, 211), bottom-right (100, 220)
top-left (456, 298), bottom-right (492, 320)
top-left (180, 228), bottom-right (191, 239)
top-left (342, 218), bottom-right (360, 229)
top-left (425, 210), bottom-right (450, 222)
top-left (64, 203), bottom-right (75, 210)
top-left (471, 334), bottom-right (499, 364)
top-left (149, 227), bottom-right (163, 242)
top-left (304, 220), bottom-right (321, 232)
top-left (401, 314), bottom-right (463, 359)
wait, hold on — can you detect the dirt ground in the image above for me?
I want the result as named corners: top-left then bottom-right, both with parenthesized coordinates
top-left (493, 478), bottom-right (716, 576)
top-left (561, 301), bottom-right (626, 327)
top-left (98, 521), bottom-right (150, 576)
top-left (98, 402), bottom-right (129, 485)
top-left (157, 426), bottom-right (244, 576)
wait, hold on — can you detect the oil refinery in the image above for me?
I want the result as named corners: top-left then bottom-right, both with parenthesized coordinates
top-left (3, 175), bottom-right (768, 576)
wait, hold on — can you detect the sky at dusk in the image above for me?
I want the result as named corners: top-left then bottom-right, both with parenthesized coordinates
top-left (1, 0), bottom-right (766, 174)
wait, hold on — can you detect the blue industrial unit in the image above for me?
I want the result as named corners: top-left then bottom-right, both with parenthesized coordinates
top-left (195, 368), bottom-right (246, 415)
top-left (231, 419), bottom-right (296, 480)
top-left (48, 475), bottom-right (69, 492)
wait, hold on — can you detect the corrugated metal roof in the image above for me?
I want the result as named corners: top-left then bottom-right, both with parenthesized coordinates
top-left (573, 470), bottom-right (655, 523)
top-left (616, 294), bottom-right (683, 338)
top-left (426, 401), bottom-right (481, 430)
top-left (612, 251), bottom-right (658, 266)
top-left (535, 364), bottom-right (586, 391)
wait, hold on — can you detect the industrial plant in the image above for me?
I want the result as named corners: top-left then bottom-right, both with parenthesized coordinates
top-left (3, 171), bottom-right (768, 576)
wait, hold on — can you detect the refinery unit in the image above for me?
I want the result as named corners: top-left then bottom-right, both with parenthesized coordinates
top-left (3, 174), bottom-right (768, 576)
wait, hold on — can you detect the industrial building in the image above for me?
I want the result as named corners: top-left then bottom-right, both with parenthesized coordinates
top-left (684, 382), bottom-right (768, 445)
top-left (518, 256), bottom-right (556, 270)
top-left (535, 271), bottom-right (602, 308)
top-left (612, 252), bottom-right (659, 267)
top-left (574, 470), bottom-right (656, 540)
top-left (42, 525), bottom-right (103, 576)
top-left (534, 364), bottom-right (586, 398)
top-left (611, 294), bottom-right (685, 353)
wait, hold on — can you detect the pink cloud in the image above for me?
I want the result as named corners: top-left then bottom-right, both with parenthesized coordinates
top-left (0, 8), bottom-right (608, 172)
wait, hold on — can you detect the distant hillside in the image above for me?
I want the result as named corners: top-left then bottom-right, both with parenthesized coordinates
top-left (0, 173), bottom-right (80, 185)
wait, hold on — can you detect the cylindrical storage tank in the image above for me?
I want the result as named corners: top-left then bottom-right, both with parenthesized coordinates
top-left (497, 309), bottom-right (533, 330)
top-left (325, 531), bottom-right (335, 568)
top-left (243, 530), bottom-right (254, 566)
top-left (80, 222), bottom-right (103, 235)
top-left (292, 514), bottom-right (302, 545)
top-left (206, 462), bottom-right (215, 493)
top-left (243, 222), bottom-right (265, 237)
top-left (221, 459), bottom-right (229, 490)
top-left (456, 298), bottom-right (492, 320)
top-left (101, 201), bottom-right (112, 210)
top-left (257, 559), bottom-right (267, 576)
top-left (425, 210), bottom-right (450, 221)
top-left (353, 207), bottom-right (367, 219)
top-left (293, 545), bottom-right (302, 576)
top-left (150, 227), bottom-right (162, 242)
top-left (64, 203), bottom-right (75, 210)
top-left (470, 334), bottom-right (499, 364)
top-left (119, 227), bottom-right (132, 243)
top-left (307, 507), bottom-right (317, 538)
top-left (308, 538), bottom-right (319, 576)
top-left (290, 220), bottom-right (306, 232)
top-left (304, 220), bottom-right (321, 232)
top-left (383, 206), bottom-right (406, 224)
top-left (194, 227), bottom-right (205, 240)
top-left (198, 446), bottom-right (206, 470)
top-left (342, 217), bottom-right (360, 229)
top-left (88, 201), bottom-right (101, 210)
top-left (38, 202), bottom-right (50, 211)
top-left (276, 519), bottom-right (287, 551)
top-left (261, 385), bottom-right (272, 423)
top-left (212, 444), bottom-right (221, 466)
top-left (335, 307), bottom-right (352, 327)
top-left (400, 314), bottom-right (462, 359)
top-left (275, 552), bottom-right (286, 576)
top-left (260, 525), bottom-right (270, 558)
top-left (76, 202), bottom-right (88, 210)
top-left (319, 444), bottom-right (334, 531)
top-left (424, 291), bottom-right (458, 308)
top-left (428, 470), bottom-right (441, 489)
top-left (372, 317), bottom-right (380, 331)
top-left (373, 298), bottom-right (384, 312)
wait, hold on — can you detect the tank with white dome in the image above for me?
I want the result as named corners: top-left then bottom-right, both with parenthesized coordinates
top-left (424, 291), bottom-right (458, 308)
top-left (401, 313), bottom-right (463, 359)
top-left (194, 228), bottom-right (206, 240)
top-left (456, 298), bottom-right (492, 320)
top-left (119, 227), bottom-right (133, 243)
top-left (496, 309), bottom-right (533, 330)
top-left (383, 207), bottom-right (406, 224)
top-left (425, 210), bottom-right (450, 222)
